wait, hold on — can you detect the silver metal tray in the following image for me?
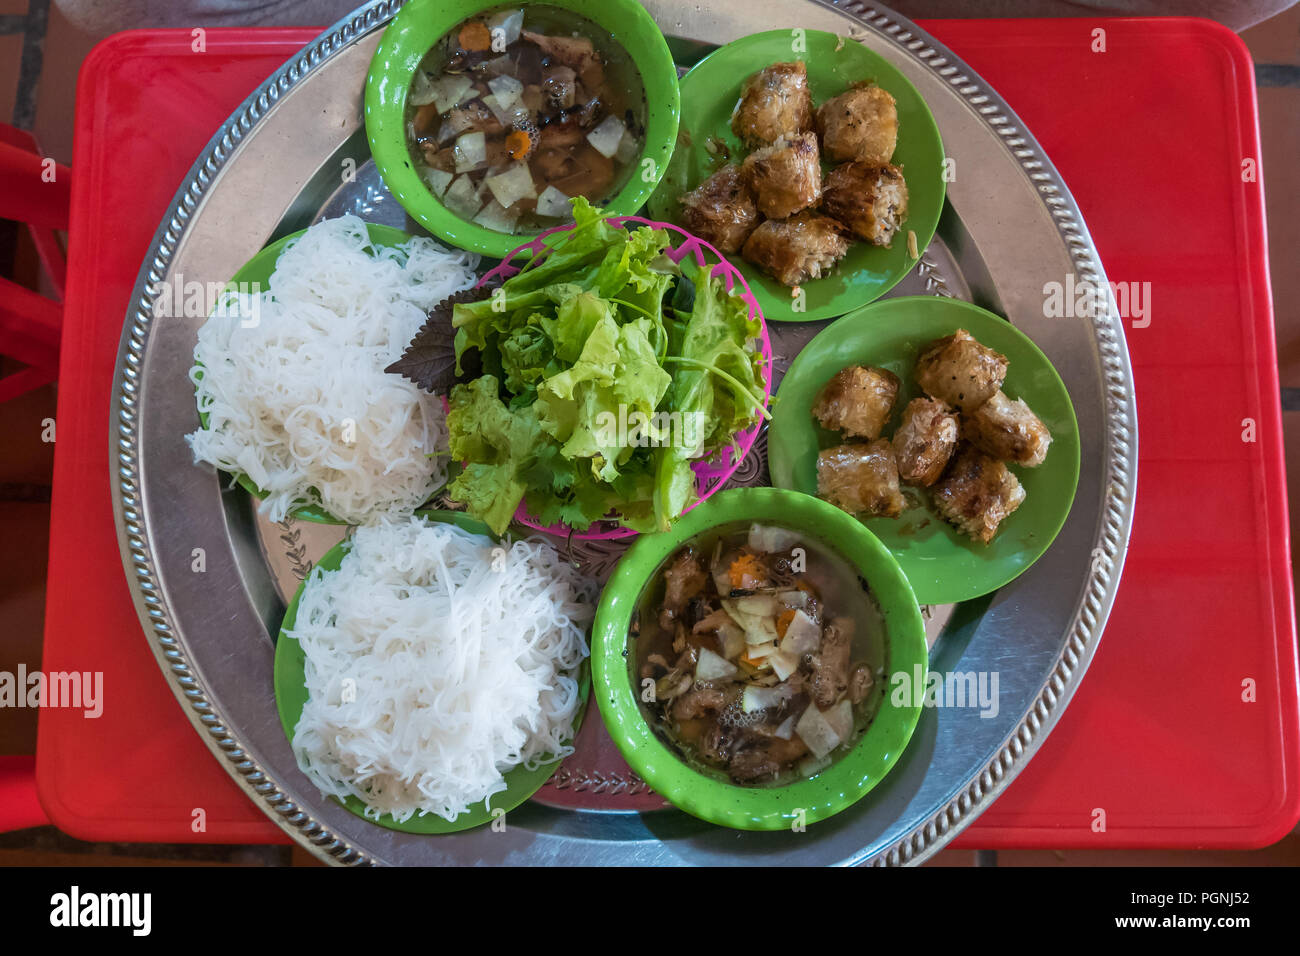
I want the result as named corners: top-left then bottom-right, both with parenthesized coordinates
top-left (111, 0), bottom-right (1137, 865)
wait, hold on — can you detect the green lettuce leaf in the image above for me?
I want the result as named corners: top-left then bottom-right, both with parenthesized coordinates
top-left (649, 264), bottom-right (767, 530)
top-left (446, 375), bottom-right (548, 535)
top-left (444, 199), bottom-right (765, 534)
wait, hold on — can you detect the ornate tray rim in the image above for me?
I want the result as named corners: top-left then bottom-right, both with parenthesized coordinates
top-left (109, 0), bottom-right (1137, 866)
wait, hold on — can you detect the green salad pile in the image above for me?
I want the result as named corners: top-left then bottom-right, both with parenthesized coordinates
top-left (446, 199), bottom-right (768, 534)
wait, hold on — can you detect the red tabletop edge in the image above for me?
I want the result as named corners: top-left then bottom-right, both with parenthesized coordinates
top-left (920, 18), bottom-right (1299, 849)
top-left (34, 30), bottom-right (318, 844)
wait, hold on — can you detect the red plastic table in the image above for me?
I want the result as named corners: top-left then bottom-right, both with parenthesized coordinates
top-left (36, 18), bottom-right (1298, 850)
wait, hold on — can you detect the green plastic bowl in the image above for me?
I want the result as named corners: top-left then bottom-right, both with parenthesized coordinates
top-left (592, 487), bottom-right (928, 831)
top-left (364, 0), bottom-right (681, 259)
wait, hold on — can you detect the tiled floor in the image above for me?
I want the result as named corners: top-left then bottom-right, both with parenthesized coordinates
top-left (1, 2), bottom-right (1298, 866)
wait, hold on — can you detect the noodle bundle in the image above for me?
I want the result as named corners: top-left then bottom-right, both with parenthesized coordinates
top-left (186, 215), bottom-right (479, 523)
top-left (287, 516), bottom-right (594, 822)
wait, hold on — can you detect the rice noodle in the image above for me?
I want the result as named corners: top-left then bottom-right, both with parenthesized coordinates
top-left (287, 516), bottom-right (594, 822)
top-left (186, 215), bottom-right (479, 523)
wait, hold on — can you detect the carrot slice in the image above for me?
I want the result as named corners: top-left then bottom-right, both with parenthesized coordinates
top-left (728, 553), bottom-right (764, 589)
top-left (459, 21), bottom-right (492, 52)
top-left (505, 129), bottom-right (533, 160)
top-left (776, 608), bottom-right (796, 638)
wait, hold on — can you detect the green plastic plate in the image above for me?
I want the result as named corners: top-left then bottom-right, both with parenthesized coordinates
top-left (767, 297), bottom-right (1081, 605)
top-left (646, 29), bottom-right (945, 322)
top-left (273, 510), bottom-right (590, 834)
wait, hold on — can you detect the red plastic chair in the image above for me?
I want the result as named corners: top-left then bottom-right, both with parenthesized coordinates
top-left (0, 756), bottom-right (47, 831)
top-left (0, 124), bottom-right (63, 831)
top-left (0, 123), bottom-right (69, 404)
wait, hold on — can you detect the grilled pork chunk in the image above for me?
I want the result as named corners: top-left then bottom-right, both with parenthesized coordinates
top-left (848, 663), bottom-right (874, 705)
top-left (727, 733), bottom-right (810, 784)
top-left (810, 617), bottom-right (854, 708)
top-left (672, 683), bottom-right (733, 722)
top-left (658, 547), bottom-right (708, 631)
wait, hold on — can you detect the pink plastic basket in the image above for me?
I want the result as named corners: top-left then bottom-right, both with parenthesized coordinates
top-left (474, 215), bottom-right (773, 539)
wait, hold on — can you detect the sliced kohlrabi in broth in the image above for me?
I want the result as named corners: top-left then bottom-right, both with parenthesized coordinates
top-left (634, 522), bottom-right (887, 787)
top-left (406, 3), bottom-right (648, 235)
